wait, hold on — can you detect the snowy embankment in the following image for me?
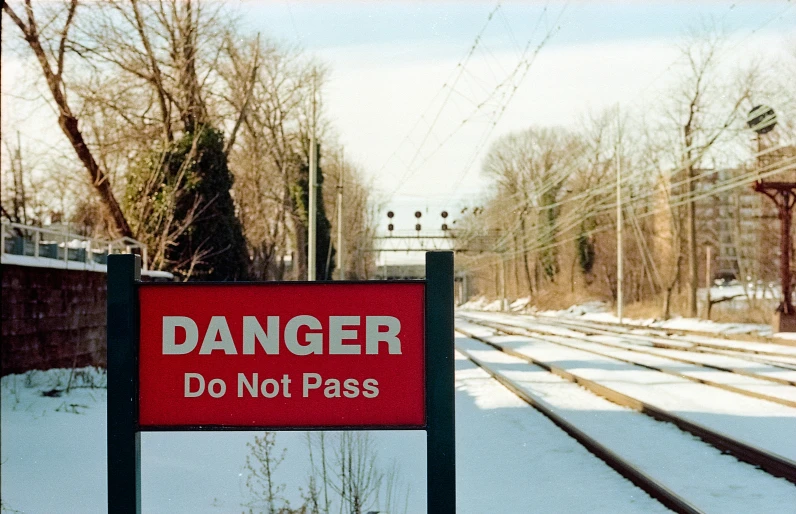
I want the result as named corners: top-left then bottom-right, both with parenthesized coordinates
top-left (1, 254), bottom-right (173, 280)
top-left (3, 363), bottom-right (670, 513)
top-left (459, 296), bottom-right (784, 337)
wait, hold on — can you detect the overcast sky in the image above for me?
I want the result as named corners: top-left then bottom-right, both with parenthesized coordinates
top-left (2, 1), bottom-right (794, 261)
top-left (234, 1), bottom-right (794, 215)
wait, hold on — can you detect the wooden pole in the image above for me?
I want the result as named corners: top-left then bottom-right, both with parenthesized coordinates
top-left (704, 246), bottom-right (712, 319)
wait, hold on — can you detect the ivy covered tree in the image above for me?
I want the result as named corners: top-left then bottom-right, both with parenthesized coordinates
top-left (576, 226), bottom-right (596, 276)
top-left (126, 127), bottom-right (250, 280)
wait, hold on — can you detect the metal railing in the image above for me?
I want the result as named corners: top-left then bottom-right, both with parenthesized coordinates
top-left (1, 220), bottom-right (148, 270)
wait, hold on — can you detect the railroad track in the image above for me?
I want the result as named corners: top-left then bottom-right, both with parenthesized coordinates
top-left (455, 343), bottom-right (703, 514)
top-left (511, 313), bottom-right (796, 372)
top-left (514, 310), bottom-right (796, 347)
top-left (454, 318), bottom-right (796, 488)
top-left (457, 314), bottom-right (796, 407)
top-left (463, 311), bottom-right (796, 374)
top-left (523, 313), bottom-right (796, 362)
top-left (542, 316), bottom-right (796, 372)
top-left (453, 328), bottom-right (796, 513)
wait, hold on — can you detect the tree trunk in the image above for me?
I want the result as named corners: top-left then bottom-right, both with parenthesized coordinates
top-left (519, 214), bottom-right (534, 298)
top-left (293, 215), bottom-right (308, 281)
top-left (570, 252), bottom-right (577, 293)
top-left (687, 166), bottom-right (698, 316)
top-left (662, 253), bottom-right (683, 320)
top-left (3, 2), bottom-right (134, 238)
top-left (663, 285), bottom-right (674, 320)
top-left (59, 114), bottom-right (133, 238)
top-left (684, 116), bottom-right (698, 316)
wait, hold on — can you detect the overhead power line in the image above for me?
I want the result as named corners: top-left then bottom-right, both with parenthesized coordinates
top-left (461, 152), bottom-right (796, 273)
top-left (382, 2), bottom-right (567, 204)
top-left (375, 3), bottom-right (503, 183)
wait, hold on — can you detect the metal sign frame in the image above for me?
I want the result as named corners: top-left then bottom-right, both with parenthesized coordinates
top-left (106, 251), bottom-right (455, 514)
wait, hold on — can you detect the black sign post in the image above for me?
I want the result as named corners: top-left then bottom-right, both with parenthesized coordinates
top-left (106, 251), bottom-right (455, 513)
top-left (425, 251), bottom-right (456, 513)
top-left (106, 254), bottom-right (141, 514)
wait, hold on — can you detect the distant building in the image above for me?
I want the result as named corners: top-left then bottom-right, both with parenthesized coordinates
top-left (702, 168), bottom-right (773, 282)
top-left (695, 142), bottom-right (795, 284)
top-left (652, 151), bottom-right (794, 287)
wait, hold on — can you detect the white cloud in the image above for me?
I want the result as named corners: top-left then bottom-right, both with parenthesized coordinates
top-left (320, 30), bottom-right (793, 213)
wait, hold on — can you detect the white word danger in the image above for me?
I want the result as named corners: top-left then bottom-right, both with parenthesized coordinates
top-left (162, 315), bottom-right (402, 356)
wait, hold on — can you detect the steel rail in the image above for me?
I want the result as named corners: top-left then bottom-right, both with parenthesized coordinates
top-left (536, 316), bottom-right (796, 378)
top-left (531, 314), bottom-right (796, 360)
top-left (674, 345), bottom-right (796, 372)
top-left (485, 313), bottom-right (796, 383)
top-left (458, 315), bottom-right (796, 407)
top-left (455, 325), bottom-right (796, 485)
top-left (531, 311), bottom-right (796, 348)
top-left (747, 357), bottom-right (796, 371)
top-left (455, 345), bottom-right (705, 514)
top-left (642, 343), bottom-right (796, 373)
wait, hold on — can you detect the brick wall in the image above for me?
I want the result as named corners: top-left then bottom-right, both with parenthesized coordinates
top-left (2, 265), bottom-right (107, 375)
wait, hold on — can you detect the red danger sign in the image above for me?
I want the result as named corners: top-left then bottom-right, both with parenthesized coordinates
top-left (138, 283), bottom-right (425, 428)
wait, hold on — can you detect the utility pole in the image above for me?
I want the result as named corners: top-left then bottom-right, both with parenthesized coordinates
top-left (336, 149), bottom-right (345, 280)
top-left (685, 127), bottom-right (698, 318)
top-left (704, 246), bottom-right (712, 318)
top-left (499, 255), bottom-right (507, 311)
top-left (308, 72), bottom-right (318, 282)
top-left (14, 131), bottom-right (27, 225)
top-left (616, 131), bottom-right (624, 323)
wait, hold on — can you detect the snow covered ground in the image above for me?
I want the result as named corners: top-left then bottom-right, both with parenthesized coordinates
top-left (0, 368), bottom-right (425, 513)
top-left (455, 335), bottom-right (796, 513)
top-left (1, 253), bottom-right (174, 279)
top-left (5, 304), bottom-right (796, 513)
top-left (2, 362), bottom-right (670, 513)
top-left (458, 317), bottom-right (796, 462)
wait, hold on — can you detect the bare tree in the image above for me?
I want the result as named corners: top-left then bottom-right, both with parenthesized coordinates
top-left (244, 432), bottom-right (288, 514)
top-left (224, 37), bottom-right (306, 279)
top-left (225, 37), bottom-right (332, 280)
top-left (306, 432), bottom-right (331, 514)
top-left (4, 0), bottom-right (378, 281)
top-left (2, 134), bottom-right (29, 224)
top-left (305, 432), bottom-right (408, 514)
top-left (321, 150), bottom-right (378, 280)
top-left (3, 0), bottom-right (133, 237)
top-left (481, 127), bottom-right (585, 295)
top-left (666, 25), bottom-right (754, 316)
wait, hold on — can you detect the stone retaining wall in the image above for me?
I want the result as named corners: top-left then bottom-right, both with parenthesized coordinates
top-left (2, 264), bottom-right (107, 375)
